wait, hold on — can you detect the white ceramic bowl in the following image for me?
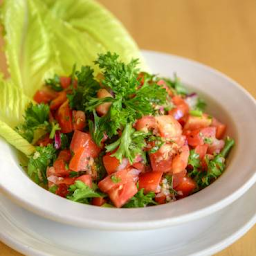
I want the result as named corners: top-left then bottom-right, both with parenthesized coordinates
top-left (0, 51), bottom-right (256, 231)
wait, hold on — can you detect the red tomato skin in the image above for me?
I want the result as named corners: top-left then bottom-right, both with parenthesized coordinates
top-left (98, 168), bottom-right (139, 193)
top-left (108, 181), bottom-right (138, 208)
top-left (36, 135), bottom-right (53, 147)
top-left (103, 153), bottom-right (120, 175)
top-left (195, 145), bottom-right (208, 159)
top-left (186, 127), bottom-right (216, 147)
top-left (70, 131), bottom-right (100, 156)
top-left (211, 118), bottom-right (226, 139)
top-left (169, 96), bottom-right (189, 120)
top-left (184, 114), bottom-right (212, 131)
top-left (175, 176), bottom-right (196, 197)
top-left (53, 158), bottom-right (70, 176)
top-left (155, 115), bottom-right (182, 140)
top-left (135, 116), bottom-right (156, 132)
top-left (207, 139), bottom-right (225, 154)
top-left (171, 145), bottom-right (189, 174)
top-left (56, 100), bottom-right (73, 133)
top-left (139, 171), bottom-right (163, 193)
top-left (92, 197), bottom-right (106, 206)
top-left (60, 76), bottom-right (71, 89)
top-left (33, 88), bottom-right (57, 104)
top-left (76, 174), bottom-right (92, 188)
top-left (50, 91), bottom-right (67, 110)
top-left (132, 162), bottom-right (146, 172)
top-left (73, 111), bottom-right (86, 131)
top-left (56, 184), bottom-right (69, 197)
top-left (96, 89), bottom-right (113, 116)
top-left (155, 193), bottom-right (166, 204)
top-left (172, 169), bottom-right (187, 188)
top-left (58, 150), bottom-right (72, 162)
top-left (69, 147), bottom-right (89, 172)
top-left (150, 151), bottom-right (172, 173)
top-left (57, 177), bottom-right (76, 186)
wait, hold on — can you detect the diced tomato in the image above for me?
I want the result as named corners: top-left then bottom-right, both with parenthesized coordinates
top-left (150, 153), bottom-right (172, 173)
top-left (57, 177), bottom-right (76, 186)
top-left (175, 176), bottom-right (196, 197)
top-left (211, 118), bottom-right (226, 139)
top-left (169, 96), bottom-right (189, 120)
top-left (171, 145), bottom-right (189, 174)
top-left (72, 111), bottom-right (86, 131)
top-left (108, 181), bottom-right (138, 208)
top-left (132, 162), bottom-right (146, 172)
top-left (155, 115), bottom-right (182, 140)
top-left (96, 89), bottom-right (113, 116)
top-left (92, 197), bottom-right (106, 206)
top-left (207, 138), bottom-right (225, 154)
top-left (53, 158), bottom-right (70, 176)
top-left (36, 134), bottom-right (53, 147)
top-left (172, 169), bottom-right (187, 188)
top-left (70, 131), bottom-right (101, 156)
top-left (58, 150), bottom-right (72, 162)
top-left (56, 184), bottom-right (69, 198)
top-left (59, 76), bottom-right (71, 89)
top-left (134, 116), bottom-right (156, 132)
top-left (50, 91), bottom-right (67, 110)
top-left (76, 174), bottom-right (92, 188)
top-left (69, 147), bottom-right (90, 172)
top-left (155, 193), bottom-right (166, 204)
top-left (56, 100), bottom-right (73, 133)
top-left (195, 145), bottom-right (208, 160)
top-left (98, 168), bottom-right (139, 193)
top-left (184, 114), bottom-right (212, 131)
top-left (103, 153), bottom-right (121, 175)
top-left (33, 87), bottom-right (57, 104)
top-left (186, 127), bottom-right (216, 147)
top-left (139, 171), bottom-right (163, 193)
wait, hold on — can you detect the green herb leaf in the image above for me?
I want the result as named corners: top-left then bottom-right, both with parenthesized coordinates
top-left (45, 74), bottom-right (62, 91)
top-left (67, 180), bottom-right (105, 203)
top-left (124, 188), bottom-right (157, 208)
top-left (27, 144), bottom-right (57, 184)
top-left (15, 103), bottom-right (50, 143)
top-left (111, 175), bottom-right (122, 183)
top-left (105, 123), bottom-right (147, 163)
top-left (189, 109), bottom-right (203, 117)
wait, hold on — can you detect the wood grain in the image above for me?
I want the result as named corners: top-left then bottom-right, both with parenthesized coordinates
top-left (0, 0), bottom-right (255, 255)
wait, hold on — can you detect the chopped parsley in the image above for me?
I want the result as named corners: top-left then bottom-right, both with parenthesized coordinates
top-left (15, 103), bottom-right (50, 143)
top-left (67, 181), bottom-right (105, 203)
top-left (27, 144), bottom-right (57, 184)
top-left (45, 74), bottom-right (62, 91)
top-left (124, 188), bottom-right (157, 208)
top-left (111, 175), bottom-right (121, 183)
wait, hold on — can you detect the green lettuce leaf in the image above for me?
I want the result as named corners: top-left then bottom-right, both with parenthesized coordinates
top-left (0, 78), bottom-right (31, 127)
top-left (0, 120), bottom-right (35, 156)
top-left (0, 77), bottom-right (35, 155)
top-left (1, 0), bottom-right (146, 98)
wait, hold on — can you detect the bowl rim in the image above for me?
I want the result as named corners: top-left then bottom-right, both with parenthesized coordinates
top-left (1, 50), bottom-right (256, 231)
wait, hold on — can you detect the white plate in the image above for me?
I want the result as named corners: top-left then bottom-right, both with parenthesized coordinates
top-left (0, 51), bottom-right (256, 231)
top-left (1, 184), bottom-right (255, 256)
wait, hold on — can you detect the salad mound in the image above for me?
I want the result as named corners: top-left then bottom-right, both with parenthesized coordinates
top-left (17, 52), bottom-right (234, 208)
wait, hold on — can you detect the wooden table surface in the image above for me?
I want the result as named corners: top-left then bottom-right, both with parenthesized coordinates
top-left (0, 0), bottom-right (255, 255)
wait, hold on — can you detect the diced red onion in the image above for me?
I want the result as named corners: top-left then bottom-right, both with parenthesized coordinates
top-left (116, 158), bottom-right (129, 171)
top-left (185, 93), bottom-right (198, 109)
top-left (47, 175), bottom-right (58, 184)
top-left (54, 131), bottom-right (61, 149)
top-left (186, 92), bottom-right (197, 98)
